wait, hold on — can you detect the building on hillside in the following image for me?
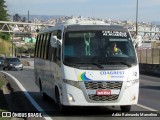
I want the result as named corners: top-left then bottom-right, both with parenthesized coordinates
top-left (23, 37), bottom-right (36, 43)
top-left (22, 33), bottom-right (37, 43)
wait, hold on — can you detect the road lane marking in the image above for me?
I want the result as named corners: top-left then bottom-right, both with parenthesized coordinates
top-left (1, 71), bottom-right (52, 120)
top-left (137, 104), bottom-right (158, 111)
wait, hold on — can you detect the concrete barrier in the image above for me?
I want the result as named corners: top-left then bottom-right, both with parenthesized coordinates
top-left (137, 48), bottom-right (160, 75)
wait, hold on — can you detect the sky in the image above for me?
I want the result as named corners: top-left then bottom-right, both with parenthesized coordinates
top-left (4, 0), bottom-right (160, 22)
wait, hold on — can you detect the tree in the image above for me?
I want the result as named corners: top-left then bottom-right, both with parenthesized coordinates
top-left (0, 0), bottom-right (8, 21)
top-left (28, 46), bottom-right (35, 54)
top-left (22, 17), bottom-right (26, 22)
top-left (0, 39), bottom-right (11, 56)
top-left (13, 14), bottom-right (22, 22)
top-left (0, 0), bottom-right (10, 40)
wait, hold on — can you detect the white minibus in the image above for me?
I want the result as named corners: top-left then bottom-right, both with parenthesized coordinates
top-left (34, 18), bottom-right (139, 112)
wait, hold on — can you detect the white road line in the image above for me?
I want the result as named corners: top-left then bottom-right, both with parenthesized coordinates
top-left (1, 71), bottom-right (53, 120)
top-left (137, 104), bottom-right (158, 111)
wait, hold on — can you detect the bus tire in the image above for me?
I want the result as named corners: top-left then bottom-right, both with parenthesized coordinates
top-left (120, 105), bottom-right (131, 112)
top-left (42, 92), bottom-right (49, 101)
top-left (39, 79), bottom-right (42, 91)
top-left (39, 79), bottom-right (48, 101)
top-left (55, 87), bottom-right (67, 113)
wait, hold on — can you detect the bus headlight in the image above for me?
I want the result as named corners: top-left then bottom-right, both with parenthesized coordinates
top-left (125, 79), bottom-right (139, 89)
top-left (63, 79), bottom-right (81, 89)
top-left (67, 94), bottom-right (75, 102)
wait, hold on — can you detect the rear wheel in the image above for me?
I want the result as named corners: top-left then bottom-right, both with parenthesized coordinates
top-left (42, 92), bottom-right (49, 101)
top-left (120, 105), bottom-right (131, 112)
top-left (39, 79), bottom-right (49, 101)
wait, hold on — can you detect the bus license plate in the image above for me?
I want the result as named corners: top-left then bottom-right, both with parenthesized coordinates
top-left (96, 90), bottom-right (111, 96)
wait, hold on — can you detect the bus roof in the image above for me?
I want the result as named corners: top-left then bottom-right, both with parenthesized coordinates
top-left (56, 17), bottom-right (109, 26)
top-left (39, 17), bottom-right (127, 33)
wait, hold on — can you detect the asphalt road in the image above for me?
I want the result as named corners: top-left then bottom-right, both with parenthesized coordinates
top-left (0, 66), bottom-right (160, 120)
top-left (139, 75), bottom-right (160, 110)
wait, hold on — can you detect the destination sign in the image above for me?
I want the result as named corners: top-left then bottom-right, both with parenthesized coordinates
top-left (102, 31), bottom-right (127, 37)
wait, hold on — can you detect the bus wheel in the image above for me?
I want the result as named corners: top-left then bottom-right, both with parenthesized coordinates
top-left (120, 105), bottom-right (131, 112)
top-left (55, 88), bottom-right (67, 113)
top-left (39, 79), bottom-right (49, 101)
top-left (42, 92), bottom-right (49, 101)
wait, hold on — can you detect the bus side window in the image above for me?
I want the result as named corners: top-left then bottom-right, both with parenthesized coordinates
top-left (35, 35), bottom-right (40, 58)
top-left (50, 32), bottom-right (57, 61)
top-left (38, 35), bottom-right (43, 58)
top-left (49, 30), bottom-right (61, 62)
top-left (52, 47), bottom-right (56, 62)
top-left (56, 42), bottom-right (61, 61)
top-left (46, 33), bottom-right (51, 60)
top-left (48, 46), bottom-right (52, 61)
top-left (41, 34), bottom-right (46, 59)
top-left (43, 34), bottom-right (49, 60)
top-left (57, 30), bottom-right (61, 40)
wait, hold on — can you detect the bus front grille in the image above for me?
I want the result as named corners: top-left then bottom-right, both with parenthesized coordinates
top-left (84, 81), bottom-right (123, 101)
top-left (88, 95), bottom-right (119, 101)
top-left (84, 81), bottom-right (123, 89)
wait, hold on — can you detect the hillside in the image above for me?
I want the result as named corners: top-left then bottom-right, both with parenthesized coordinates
top-left (0, 39), bottom-right (11, 57)
top-left (10, 15), bottom-right (66, 21)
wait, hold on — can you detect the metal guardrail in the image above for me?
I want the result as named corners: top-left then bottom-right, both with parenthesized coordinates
top-left (129, 30), bottom-right (160, 40)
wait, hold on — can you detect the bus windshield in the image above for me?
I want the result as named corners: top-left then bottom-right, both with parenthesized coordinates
top-left (63, 30), bottom-right (137, 67)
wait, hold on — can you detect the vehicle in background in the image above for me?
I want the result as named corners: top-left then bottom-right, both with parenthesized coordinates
top-left (0, 57), bottom-right (4, 68)
top-left (3, 57), bottom-right (23, 71)
top-left (17, 54), bottom-right (31, 58)
top-left (25, 54), bottom-right (30, 58)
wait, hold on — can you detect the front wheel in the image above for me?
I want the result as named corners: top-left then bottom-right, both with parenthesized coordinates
top-left (55, 88), bottom-right (68, 113)
top-left (120, 105), bottom-right (131, 112)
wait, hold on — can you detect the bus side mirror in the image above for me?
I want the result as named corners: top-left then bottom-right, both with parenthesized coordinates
top-left (134, 35), bottom-right (142, 48)
top-left (50, 36), bottom-right (58, 47)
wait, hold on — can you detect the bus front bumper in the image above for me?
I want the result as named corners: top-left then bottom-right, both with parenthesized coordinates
top-left (61, 82), bottom-right (139, 106)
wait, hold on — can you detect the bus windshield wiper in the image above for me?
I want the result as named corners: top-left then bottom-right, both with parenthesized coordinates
top-left (106, 61), bottom-right (132, 67)
top-left (90, 63), bottom-right (104, 69)
top-left (75, 62), bottom-right (104, 69)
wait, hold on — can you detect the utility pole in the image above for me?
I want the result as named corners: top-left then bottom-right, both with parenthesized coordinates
top-left (136, 0), bottom-right (139, 36)
top-left (12, 33), bottom-right (14, 57)
top-left (28, 11), bottom-right (30, 23)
